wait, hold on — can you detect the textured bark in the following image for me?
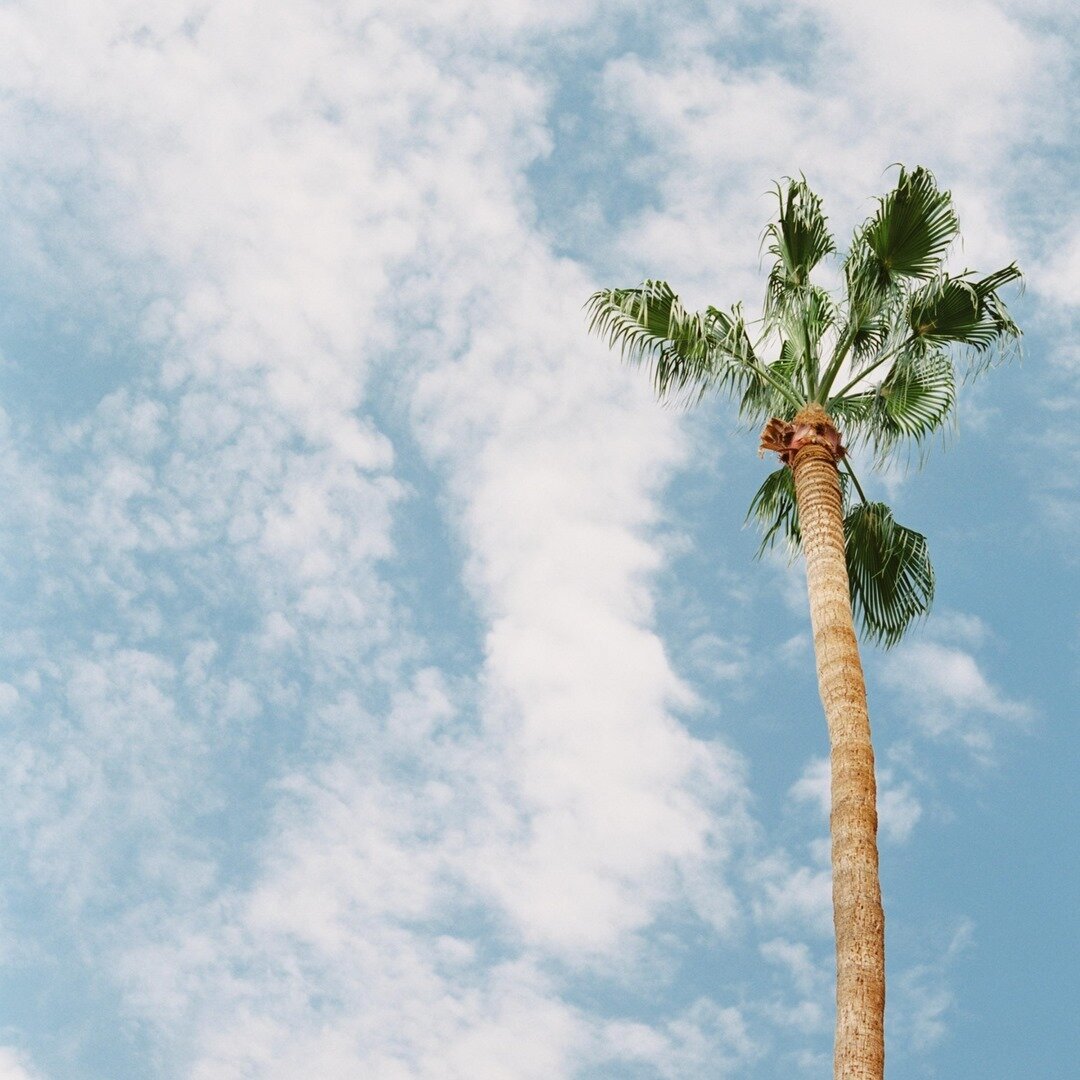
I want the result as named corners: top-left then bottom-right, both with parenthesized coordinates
top-left (789, 406), bottom-right (885, 1080)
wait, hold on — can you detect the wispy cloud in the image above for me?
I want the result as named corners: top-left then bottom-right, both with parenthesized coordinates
top-left (892, 918), bottom-right (975, 1052)
top-left (0, 2), bottom-right (766, 1073)
top-left (0, 1047), bottom-right (41, 1080)
top-left (881, 639), bottom-right (1031, 762)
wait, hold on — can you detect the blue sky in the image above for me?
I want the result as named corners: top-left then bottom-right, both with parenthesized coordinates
top-left (0, 1), bottom-right (1076, 1077)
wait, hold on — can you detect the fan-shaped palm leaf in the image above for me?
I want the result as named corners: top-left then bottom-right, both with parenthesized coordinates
top-left (836, 347), bottom-right (956, 459)
top-left (748, 466), bottom-right (934, 649)
top-left (585, 281), bottom-right (803, 407)
top-left (764, 177), bottom-right (837, 297)
top-left (861, 166), bottom-right (958, 282)
top-left (746, 465), bottom-right (801, 554)
top-left (844, 502), bottom-right (935, 647)
top-left (908, 265), bottom-right (1022, 355)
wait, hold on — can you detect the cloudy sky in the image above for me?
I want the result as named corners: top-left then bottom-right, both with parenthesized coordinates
top-left (0, 1), bottom-right (1075, 1077)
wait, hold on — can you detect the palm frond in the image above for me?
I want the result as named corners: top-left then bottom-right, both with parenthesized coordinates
top-left (763, 180), bottom-right (837, 392)
top-left (746, 466), bottom-right (800, 555)
top-left (585, 281), bottom-right (749, 402)
top-left (746, 464), bottom-right (853, 556)
top-left (832, 246), bottom-right (907, 388)
top-left (585, 281), bottom-right (707, 398)
top-left (748, 472), bottom-right (932, 645)
top-left (907, 264), bottom-right (1023, 369)
top-left (767, 284), bottom-right (837, 398)
top-left (780, 284), bottom-right (837, 346)
top-left (826, 389), bottom-right (877, 429)
top-left (844, 502), bottom-right (935, 647)
top-left (849, 313), bottom-right (891, 363)
top-left (834, 347), bottom-right (956, 460)
top-left (974, 262), bottom-right (1023, 299)
top-left (860, 165), bottom-right (958, 283)
top-left (739, 346), bottom-right (800, 425)
top-left (763, 177), bottom-right (836, 291)
top-left (876, 349), bottom-right (955, 452)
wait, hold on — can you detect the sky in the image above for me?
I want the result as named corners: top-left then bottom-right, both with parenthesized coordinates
top-left (0, 1), bottom-right (1076, 1078)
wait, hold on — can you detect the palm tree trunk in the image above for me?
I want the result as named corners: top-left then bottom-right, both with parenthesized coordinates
top-left (790, 408), bottom-right (885, 1080)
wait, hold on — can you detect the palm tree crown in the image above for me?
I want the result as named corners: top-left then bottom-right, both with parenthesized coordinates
top-left (586, 166), bottom-right (1021, 646)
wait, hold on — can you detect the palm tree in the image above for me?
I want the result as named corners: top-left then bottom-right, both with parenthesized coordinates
top-left (586, 167), bottom-right (1020, 1080)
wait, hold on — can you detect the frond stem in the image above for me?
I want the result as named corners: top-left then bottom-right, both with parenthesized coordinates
top-left (831, 334), bottom-right (917, 401)
top-left (815, 322), bottom-right (857, 402)
top-left (750, 358), bottom-right (805, 410)
top-left (841, 458), bottom-right (870, 506)
top-left (803, 314), bottom-right (818, 400)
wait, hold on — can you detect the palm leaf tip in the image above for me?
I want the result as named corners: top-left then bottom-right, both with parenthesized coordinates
top-left (844, 502), bottom-right (935, 647)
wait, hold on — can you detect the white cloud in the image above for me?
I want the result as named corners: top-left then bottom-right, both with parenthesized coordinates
top-left (413, 320), bottom-right (754, 952)
top-left (0, 1048), bottom-right (41, 1080)
top-left (876, 776), bottom-right (923, 845)
top-left (792, 0), bottom-right (1059, 156)
top-left (0, 4), bottom-right (773, 1074)
top-left (760, 938), bottom-right (826, 998)
top-left (685, 633), bottom-right (752, 684)
top-left (594, 0), bottom-right (1059, 332)
top-left (1027, 212), bottom-right (1080, 312)
top-left (601, 998), bottom-right (760, 1078)
top-left (789, 756), bottom-right (831, 819)
top-left (882, 640), bottom-right (1031, 760)
top-left (893, 919), bottom-right (975, 1052)
top-left (751, 855), bottom-right (833, 936)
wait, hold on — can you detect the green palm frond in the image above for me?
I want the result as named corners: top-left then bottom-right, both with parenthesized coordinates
top-left (835, 347), bottom-right (956, 459)
top-left (775, 285), bottom-right (837, 349)
top-left (749, 473), bottom-right (932, 646)
top-left (907, 263), bottom-right (1021, 354)
top-left (747, 465), bottom-right (854, 557)
top-left (841, 241), bottom-right (892, 311)
top-left (585, 281), bottom-right (807, 409)
top-left (849, 312), bottom-right (891, 363)
top-left (860, 166), bottom-right (959, 283)
top-left (826, 389), bottom-right (877, 428)
top-left (739, 345), bottom-right (800, 424)
top-left (906, 264), bottom-right (1022, 381)
top-left (908, 277), bottom-right (988, 346)
top-left (585, 280), bottom-right (714, 399)
top-left (746, 466), bottom-right (801, 555)
top-left (975, 262), bottom-right (1024, 299)
top-left (763, 180), bottom-right (837, 388)
top-left (764, 177), bottom-right (836, 292)
top-left (703, 303), bottom-right (761, 369)
top-left (879, 351), bottom-right (955, 443)
top-left (844, 502), bottom-right (935, 647)
top-left (825, 248), bottom-right (905, 395)
top-left (768, 284), bottom-right (837, 399)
